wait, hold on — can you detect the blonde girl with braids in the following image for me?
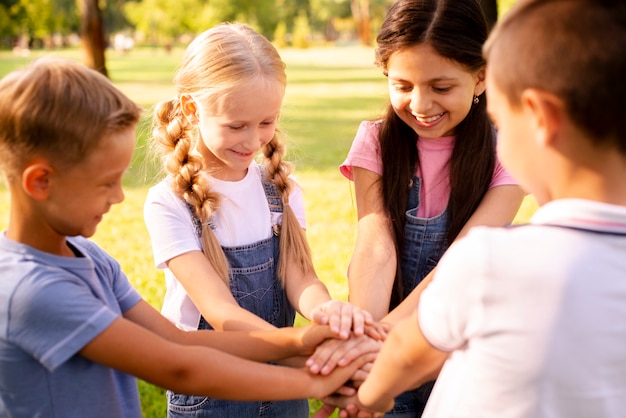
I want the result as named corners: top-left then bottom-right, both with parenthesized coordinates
top-left (144, 23), bottom-right (381, 418)
top-left (0, 57), bottom-right (375, 418)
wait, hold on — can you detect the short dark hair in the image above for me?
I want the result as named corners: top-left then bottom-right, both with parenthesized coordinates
top-left (484, 0), bottom-right (626, 152)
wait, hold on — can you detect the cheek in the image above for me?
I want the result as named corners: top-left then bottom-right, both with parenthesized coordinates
top-left (388, 89), bottom-right (408, 110)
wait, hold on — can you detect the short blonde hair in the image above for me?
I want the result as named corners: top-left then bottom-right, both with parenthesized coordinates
top-left (0, 57), bottom-right (142, 179)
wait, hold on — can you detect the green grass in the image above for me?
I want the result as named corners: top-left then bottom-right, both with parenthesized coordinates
top-left (0, 45), bottom-right (537, 417)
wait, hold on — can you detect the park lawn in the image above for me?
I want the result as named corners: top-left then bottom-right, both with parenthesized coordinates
top-left (0, 45), bottom-right (536, 418)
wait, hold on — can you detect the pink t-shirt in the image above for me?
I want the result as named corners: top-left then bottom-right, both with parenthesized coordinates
top-left (339, 120), bottom-right (517, 218)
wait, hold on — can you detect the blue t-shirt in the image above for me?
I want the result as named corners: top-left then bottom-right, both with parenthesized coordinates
top-left (0, 233), bottom-right (143, 418)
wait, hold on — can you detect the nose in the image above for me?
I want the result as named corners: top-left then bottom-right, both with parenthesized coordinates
top-left (245, 127), bottom-right (270, 151)
top-left (409, 88), bottom-right (431, 114)
top-left (112, 183), bottom-right (125, 205)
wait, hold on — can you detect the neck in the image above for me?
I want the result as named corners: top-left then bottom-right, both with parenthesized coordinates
top-left (550, 147), bottom-right (626, 206)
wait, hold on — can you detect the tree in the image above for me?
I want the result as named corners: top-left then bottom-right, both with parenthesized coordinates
top-left (79, 0), bottom-right (107, 77)
top-left (351, 0), bottom-right (371, 45)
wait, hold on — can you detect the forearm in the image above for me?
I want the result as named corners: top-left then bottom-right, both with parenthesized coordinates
top-left (347, 248), bottom-right (396, 321)
top-left (382, 271), bottom-right (434, 327)
top-left (175, 328), bottom-right (299, 362)
top-left (358, 315), bottom-right (447, 411)
top-left (200, 300), bottom-right (278, 331)
top-left (283, 261), bottom-right (333, 320)
top-left (348, 214), bottom-right (397, 320)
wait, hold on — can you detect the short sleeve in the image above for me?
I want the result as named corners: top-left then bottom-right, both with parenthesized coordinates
top-left (418, 228), bottom-right (488, 351)
top-left (339, 120), bottom-right (383, 180)
top-left (9, 270), bottom-right (119, 372)
top-left (144, 181), bottom-right (201, 269)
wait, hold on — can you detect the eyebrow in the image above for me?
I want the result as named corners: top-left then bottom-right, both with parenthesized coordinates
top-left (387, 74), bottom-right (458, 83)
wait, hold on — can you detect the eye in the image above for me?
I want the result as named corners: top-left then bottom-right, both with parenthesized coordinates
top-left (432, 86), bottom-right (452, 93)
top-left (392, 83), bottom-right (412, 93)
top-left (229, 125), bottom-right (245, 131)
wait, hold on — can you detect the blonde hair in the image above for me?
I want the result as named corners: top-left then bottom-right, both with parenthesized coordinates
top-left (152, 22), bottom-right (313, 285)
top-left (0, 57), bottom-right (141, 180)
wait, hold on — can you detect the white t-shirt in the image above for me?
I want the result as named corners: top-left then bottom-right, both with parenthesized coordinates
top-left (144, 162), bottom-right (306, 330)
top-left (419, 199), bottom-right (626, 417)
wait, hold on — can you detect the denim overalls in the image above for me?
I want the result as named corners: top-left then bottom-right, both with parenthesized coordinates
top-left (167, 167), bottom-right (309, 418)
top-left (386, 177), bottom-right (449, 417)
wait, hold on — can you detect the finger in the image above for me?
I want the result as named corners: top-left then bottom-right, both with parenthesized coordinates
top-left (321, 338), bottom-right (363, 374)
top-left (338, 303), bottom-right (354, 339)
top-left (328, 303), bottom-right (344, 337)
top-left (311, 306), bottom-right (330, 326)
top-left (334, 384), bottom-right (357, 396)
top-left (344, 403), bottom-right (360, 418)
top-left (311, 403), bottom-right (337, 418)
top-left (350, 368), bottom-right (370, 383)
top-left (336, 338), bottom-right (381, 368)
top-left (306, 338), bottom-right (343, 374)
top-left (351, 308), bottom-right (366, 337)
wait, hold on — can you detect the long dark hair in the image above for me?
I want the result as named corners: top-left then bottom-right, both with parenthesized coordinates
top-left (375, 0), bottom-right (495, 308)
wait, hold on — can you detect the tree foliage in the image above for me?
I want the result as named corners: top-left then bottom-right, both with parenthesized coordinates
top-left (1, 0), bottom-right (507, 51)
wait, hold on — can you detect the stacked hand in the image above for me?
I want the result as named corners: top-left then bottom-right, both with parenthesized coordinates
top-left (307, 300), bottom-right (392, 417)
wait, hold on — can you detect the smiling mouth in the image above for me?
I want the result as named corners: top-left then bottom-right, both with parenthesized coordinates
top-left (414, 112), bottom-right (445, 124)
top-left (231, 150), bottom-right (254, 157)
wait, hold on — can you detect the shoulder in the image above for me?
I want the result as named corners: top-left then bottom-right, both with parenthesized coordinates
top-left (355, 119), bottom-right (382, 142)
top-left (340, 120), bottom-right (384, 179)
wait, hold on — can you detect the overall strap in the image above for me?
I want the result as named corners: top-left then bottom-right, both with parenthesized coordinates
top-left (187, 165), bottom-right (284, 238)
top-left (257, 164), bottom-right (284, 214)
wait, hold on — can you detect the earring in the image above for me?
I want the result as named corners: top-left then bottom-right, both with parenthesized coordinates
top-left (473, 95), bottom-right (480, 104)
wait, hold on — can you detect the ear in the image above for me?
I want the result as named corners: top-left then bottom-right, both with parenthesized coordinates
top-left (473, 67), bottom-right (486, 97)
top-left (520, 88), bottom-right (564, 148)
top-left (180, 94), bottom-right (198, 124)
top-left (22, 162), bottom-right (54, 200)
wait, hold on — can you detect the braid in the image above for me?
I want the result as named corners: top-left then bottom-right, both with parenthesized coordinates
top-left (152, 98), bottom-right (230, 283)
top-left (262, 131), bottom-right (314, 285)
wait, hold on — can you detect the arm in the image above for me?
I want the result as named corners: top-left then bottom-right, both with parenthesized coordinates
top-left (168, 250), bottom-right (276, 331)
top-left (347, 167), bottom-right (397, 321)
top-left (79, 299), bottom-right (366, 400)
top-left (357, 313), bottom-right (448, 413)
top-left (382, 184), bottom-right (524, 327)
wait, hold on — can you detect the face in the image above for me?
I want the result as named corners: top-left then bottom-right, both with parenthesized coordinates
top-left (46, 127), bottom-right (136, 238)
top-left (387, 43), bottom-right (485, 138)
top-left (194, 79), bottom-right (284, 181)
top-left (486, 69), bottom-right (543, 201)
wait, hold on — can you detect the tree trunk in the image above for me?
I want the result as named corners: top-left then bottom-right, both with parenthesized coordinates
top-left (478, 0), bottom-right (498, 31)
top-left (350, 0), bottom-right (371, 46)
top-left (80, 0), bottom-right (108, 77)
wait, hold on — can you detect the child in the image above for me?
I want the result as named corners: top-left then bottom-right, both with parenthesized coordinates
top-left (0, 57), bottom-right (378, 418)
top-left (352, 0), bottom-right (626, 416)
top-left (335, 0), bottom-right (524, 414)
top-left (143, 22), bottom-right (378, 417)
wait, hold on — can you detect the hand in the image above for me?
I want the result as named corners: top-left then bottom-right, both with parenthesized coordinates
top-left (311, 402), bottom-right (338, 418)
top-left (307, 333), bottom-right (381, 375)
top-left (322, 392), bottom-right (390, 418)
top-left (292, 324), bottom-right (337, 356)
top-left (311, 300), bottom-right (374, 339)
top-left (311, 352), bottom-right (378, 400)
